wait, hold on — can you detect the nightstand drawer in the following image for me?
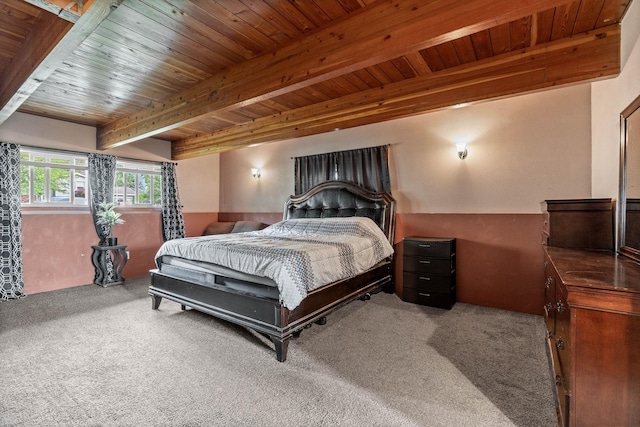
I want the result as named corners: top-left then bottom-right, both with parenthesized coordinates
top-left (403, 257), bottom-right (454, 275)
top-left (404, 238), bottom-right (455, 258)
top-left (403, 287), bottom-right (455, 310)
top-left (403, 272), bottom-right (454, 293)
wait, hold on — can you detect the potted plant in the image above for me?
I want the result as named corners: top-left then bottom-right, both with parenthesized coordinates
top-left (96, 202), bottom-right (124, 246)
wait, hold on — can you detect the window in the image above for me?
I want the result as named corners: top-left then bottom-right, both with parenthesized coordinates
top-left (20, 148), bottom-right (162, 208)
top-left (20, 149), bottom-right (88, 205)
top-left (114, 159), bottom-right (162, 207)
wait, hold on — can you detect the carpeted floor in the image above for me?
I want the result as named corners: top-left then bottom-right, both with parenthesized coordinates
top-left (0, 276), bottom-right (556, 427)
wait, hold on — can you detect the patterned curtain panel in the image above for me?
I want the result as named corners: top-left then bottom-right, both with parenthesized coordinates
top-left (335, 145), bottom-right (391, 193)
top-left (294, 145), bottom-right (391, 194)
top-left (88, 153), bottom-right (116, 245)
top-left (293, 153), bottom-right (337, 195)
top-left (161, 162), bottom-right (185, 241)
top-left (0, 143), bottom-right (25, 300)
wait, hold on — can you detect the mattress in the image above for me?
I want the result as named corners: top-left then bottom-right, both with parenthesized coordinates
top-left (155, 217), bottom-right (394, 309)
top-left (158, 255), bottom-right (279, 300)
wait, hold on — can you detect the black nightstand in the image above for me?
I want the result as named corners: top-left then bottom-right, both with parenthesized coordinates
top-left (91, 244), bottom-right (128, 287)
top-left (402, 237), bottom-right (456, 309)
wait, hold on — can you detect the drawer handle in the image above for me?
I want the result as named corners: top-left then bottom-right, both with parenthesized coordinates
top-left (418, 277), bottom-right (431, 281)
top-left (557, 338), bottom-right (565, 350)
top-left (418, 292), bottom-right (431, 297)
top-left (556, 301), bottom-right (565, 313)
top-left (418, 244), bottom-right (432, 248)
top-left (419, 260), bottom-right (431, 264)
top-left (545, 303), bottom-right (554, 314)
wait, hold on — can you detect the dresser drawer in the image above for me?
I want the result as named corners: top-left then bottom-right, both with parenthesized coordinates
top-left (404, 238), bottom-right (455, 258)
top-left (403, 272), bottom-right (454, 293)
top-left (403, 256), bottom-right (454, 275)
top-left (402, 287), bottom-right (455, 309)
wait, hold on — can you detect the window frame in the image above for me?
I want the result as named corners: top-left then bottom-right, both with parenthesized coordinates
top-left (19, 147), bottom-right (162, 209)
top-left (114, 159), bottom-right (162, 208)
top-left (20, 148), bottom-right (89, 206)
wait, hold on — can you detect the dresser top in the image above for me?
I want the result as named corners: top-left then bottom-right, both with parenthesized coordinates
top-left (404, 236), bottom-right (455, 243)
top-left (545, 247), bottom-right (640, 294)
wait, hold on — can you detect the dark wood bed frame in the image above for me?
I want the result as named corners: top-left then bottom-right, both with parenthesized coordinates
top-left (149, 181), bottom-right (396, 362)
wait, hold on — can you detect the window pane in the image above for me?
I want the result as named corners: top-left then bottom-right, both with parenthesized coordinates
top-left (20, 165), bottom-right (30, 204)
top-left (49, 167), bottom-right (71, 202)
top-left (114, 171), bottom-right (125, 205)
top-left (51, 158), bottom-right (71, 165)
top-left (33, 166), bottom-right (46, 202)
top-left (138, 174), bottom-right (151, 204)
top-left (126, 172), bottom-right (136, 204)
top-left (153, 175), bottom-right (162, 205)
top-left (74, 171), bottom-right (87, 205)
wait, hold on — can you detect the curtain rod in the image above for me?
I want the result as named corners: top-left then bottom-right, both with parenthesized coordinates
top-left (290, 144), bottom-right (390, 159)
top-left (20, 144), bottom-right (166, 165)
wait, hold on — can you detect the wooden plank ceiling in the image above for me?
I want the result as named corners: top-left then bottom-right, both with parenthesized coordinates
top-left (0, 0), bottom-right (633, 159)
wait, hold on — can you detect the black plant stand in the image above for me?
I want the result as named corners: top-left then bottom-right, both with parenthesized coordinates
top-left (91, 244), bottom-right (127, 287)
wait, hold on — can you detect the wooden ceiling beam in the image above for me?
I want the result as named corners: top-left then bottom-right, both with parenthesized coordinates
top-left (0, 0), bottom-right (119, 125)
top-left (171, 25), bottom-right (620, 159)
top-left (21, 0), bottom-right (83, 23)
top-left (97, 0), bottom-right (573, 150)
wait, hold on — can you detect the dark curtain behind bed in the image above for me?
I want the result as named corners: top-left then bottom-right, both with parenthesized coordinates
top-left (294, 145), bottom-right (390, 194)
top-left (0, 142), bottom-right (25, 300)
top-left (294, 153), bottom-right (337, 195)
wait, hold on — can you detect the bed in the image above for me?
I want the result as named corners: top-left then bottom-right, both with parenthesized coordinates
top-left (149, 180), bottom-right (396, 361)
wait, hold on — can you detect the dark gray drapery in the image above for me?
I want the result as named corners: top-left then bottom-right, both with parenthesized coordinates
top-left (294, 153), bottom-right (337, 195)
top-left (294, 145), bottom-right (390, 194)
top-left (88, 153), bottom-right (117, 245)
top-left (0, 142), bottom-right (25, 300)
top-left (161, 162), bottom-right (185, 241)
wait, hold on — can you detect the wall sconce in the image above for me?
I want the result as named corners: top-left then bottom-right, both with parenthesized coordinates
top-left (251, 168), bottom-right (261, 179)
top-left (456, 143), bottom-right (468, 160)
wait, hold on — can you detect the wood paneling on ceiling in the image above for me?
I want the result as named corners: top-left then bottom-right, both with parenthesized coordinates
top-left (0, 0), bottom-right (633, 159)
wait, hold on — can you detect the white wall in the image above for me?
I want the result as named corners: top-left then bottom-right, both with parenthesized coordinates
top-left (0, 112), bottom-right (171, 161)
top-left (0, 112), bottom-right (219, 212)
top-left (220, 83), bottom-right (592, 214)
top-left (591, 0), bottom-right (640, 197)
top-left (177, 154), bottom-right (220, 212)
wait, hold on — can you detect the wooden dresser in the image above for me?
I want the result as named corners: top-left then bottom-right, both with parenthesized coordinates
top-left (542, 199), bottom-right (640, 427)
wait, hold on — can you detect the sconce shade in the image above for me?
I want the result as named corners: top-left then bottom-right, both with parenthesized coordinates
top-left (456, 143), bottom-right (468, 160)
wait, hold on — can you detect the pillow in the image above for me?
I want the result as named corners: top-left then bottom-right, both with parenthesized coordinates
top-left (231, 220), bottom-right (266, 233)
top-left (203, 222), bottom-right (235, 235)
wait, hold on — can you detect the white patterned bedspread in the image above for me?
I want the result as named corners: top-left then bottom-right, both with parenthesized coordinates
top-left (155, 217), bottom-right (394, 310)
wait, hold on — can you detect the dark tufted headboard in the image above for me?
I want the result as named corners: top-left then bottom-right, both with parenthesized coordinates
top-left (283, 180), bottom-right (396, 243)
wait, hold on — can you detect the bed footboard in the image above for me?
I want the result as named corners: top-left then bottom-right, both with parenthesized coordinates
top-left (149, 260), bottom-right (391, 362)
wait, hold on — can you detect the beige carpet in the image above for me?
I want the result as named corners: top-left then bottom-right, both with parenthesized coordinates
top-left (0, 276), bottom-right (556, 426)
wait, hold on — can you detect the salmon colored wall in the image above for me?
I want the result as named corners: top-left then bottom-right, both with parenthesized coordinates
top-left (184, 212), bottom-right (219, 236)
top-left (217, 211), bottom-right (544, 315)
top-left (394, 213), bottom-right (544, 315)
top-left (22, 211), bottom-right (217, 295)
top-left (22, 213), bottom-right (97, 294)
top-left (218, 212), bottom-right (282, 225)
